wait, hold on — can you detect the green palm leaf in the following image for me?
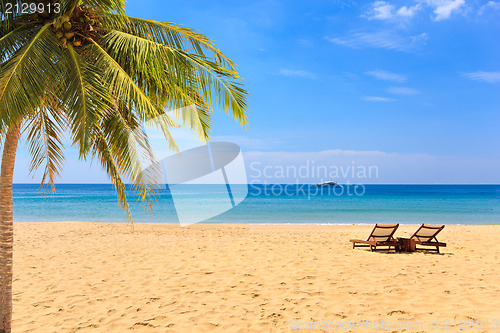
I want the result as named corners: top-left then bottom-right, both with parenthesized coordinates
top-left (104, 15), bottom-right (235, 69)
top-left (89, 39), bottom-right (179, 126)
top-left (80, 0), bottom-right (125, 15)
top-left (101, 30), bottom-right (247, 133)
top-left (0, 24), bottom-right (62, 126)
top-left (101, 30), bottom-right (212, 139)
top-left (0, 22), bottom-right (40, 62)
top-left (24, 103), bottom-right (65, 190)
top-left (91, 126), bottom-right (133, 219)
top-left (99, 104), bottom-right (161, 207)
top-left (62, 44), bottom-right (111, 156)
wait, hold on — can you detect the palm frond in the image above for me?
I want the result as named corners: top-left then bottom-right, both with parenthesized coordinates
top-left (167, 48), bottom-right (248, 127)
top-left (0, 22), bottom-right (39, 63)
top-left (0, 1), bottom-right (23, 31)
top-left (61, 44), bottom-right (111, 157)
top-left (101, 29), bottom-right (182, 93)
top-left (101, 30), bottom-right (245, 135)
top-left (88, 39), bottom-right (179, 126)
top-left (165, 81), bottom-right (212, 141)
top-left (0, 24), bottom-right (62, 126)
top-left (80, 0), bottom-right (125, 15)
top-left (91, 127), bottom-right (132, 220)
top-left (101, 30), bottom-right (210, 138)
top-left (88, 39), bottom-right (181, 151)
top-left (59, 0), bottom-right (79, 14)
top-left (99, 104), bottom-right (161, 209)
top-left (23, 104), bottom-right (65, 190)
top-left (104, 15), bottom-right (235, 69)
top-left (106, 31), bottom-right (249, 127)
top-left (89, 103), bottom-right (164, 220)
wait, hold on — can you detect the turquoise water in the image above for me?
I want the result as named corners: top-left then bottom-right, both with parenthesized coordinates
top-left (12, 184), bottom-right (500, 224)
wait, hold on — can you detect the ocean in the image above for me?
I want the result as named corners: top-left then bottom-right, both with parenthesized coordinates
top-left (12, 184), bottom-right (500, 224)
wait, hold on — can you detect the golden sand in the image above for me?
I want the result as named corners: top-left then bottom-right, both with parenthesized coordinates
top-left (12, 223), bottom-right (500, 332)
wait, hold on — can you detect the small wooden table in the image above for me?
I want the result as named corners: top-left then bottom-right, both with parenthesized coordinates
top-left (397, 237), bottom-right (416, 252)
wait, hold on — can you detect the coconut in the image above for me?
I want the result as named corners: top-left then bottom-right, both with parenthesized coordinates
top-left (73, 41), bottom-right (82, 47)
top-left (61, 15), bottom-right (70, 23)
top-left (64, 32), bottom-right (75, 38)
top-left (63, 22), bottom-right (72, 30)
top-left (55, 31), bottom-right (64, 39)
top-left (79, 17), bottom-right (85, 23)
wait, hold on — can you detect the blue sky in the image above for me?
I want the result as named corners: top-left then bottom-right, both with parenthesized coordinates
top-left (13, 0), bottom-right (500, 183)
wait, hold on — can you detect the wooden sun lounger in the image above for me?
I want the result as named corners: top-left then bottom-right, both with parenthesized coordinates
top-left (350, 224), bottom-right (400, 252)
top-left (410, 224), bottom-right (446, 253)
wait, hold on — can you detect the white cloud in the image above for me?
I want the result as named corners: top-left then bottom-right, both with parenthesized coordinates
top-left (363, 96), bottom-right (396, 102)
top-left (387, 87), bottom-right (420, 95)
top-left (278, 69), bottom-right (317, 79)
top-left (424, 0), bottom-right (465, 21)
top-left (462, 71), bottom-right (500, 83)
top-left (397, 4), bottom-right (422, 17)
top-left (364, 1), bottom-right (422, 20)
top-left (326, 31), bottom-right (427, 52)
top-left (369, 1), bottom-right (395, 19)
top-left (365, 69), bottom-right (406, 82)
top-left (479, 1), bottom-right (500, 14)
top-left (364, 0), bottom-right (467, 22)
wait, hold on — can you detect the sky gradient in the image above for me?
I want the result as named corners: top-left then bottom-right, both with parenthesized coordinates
top-left (13, 0), bottom-right (500, 184)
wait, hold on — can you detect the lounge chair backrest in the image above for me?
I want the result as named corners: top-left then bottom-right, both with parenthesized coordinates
top-left (367, 224), bottom-right (399, 242)
top-left (410, 224), bottom-right (445, 242)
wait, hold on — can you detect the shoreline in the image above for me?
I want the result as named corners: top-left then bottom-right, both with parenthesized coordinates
top-left (13, 221), bottom-right (500, 225)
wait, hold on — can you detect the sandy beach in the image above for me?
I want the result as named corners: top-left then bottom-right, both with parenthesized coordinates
top-left (12, 222), bottom-right (500, 332)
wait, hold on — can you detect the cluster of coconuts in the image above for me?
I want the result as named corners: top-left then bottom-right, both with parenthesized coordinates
top-left (54, 16), bottom-right (79, 48)
top-left (53, 9), bottom-right (99, 49)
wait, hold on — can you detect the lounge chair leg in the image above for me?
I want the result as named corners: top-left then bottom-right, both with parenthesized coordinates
top-left (436, 246), bottom-right (440, 253)
top-left (370, 245), bottom-right (374, 252)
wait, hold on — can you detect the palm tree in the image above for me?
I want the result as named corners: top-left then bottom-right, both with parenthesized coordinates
top-left (0, 0), bottom-right (248, 331)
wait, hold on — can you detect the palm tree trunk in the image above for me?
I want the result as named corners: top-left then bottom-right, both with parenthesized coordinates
top-left (0, 123), bottom-right (21, 333)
